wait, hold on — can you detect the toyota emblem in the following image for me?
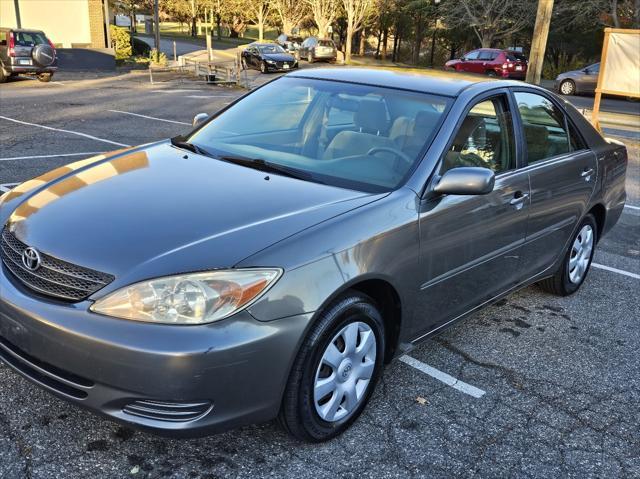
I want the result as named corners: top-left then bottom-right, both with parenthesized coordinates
top-left (22, 247), bottom-right (42, 271)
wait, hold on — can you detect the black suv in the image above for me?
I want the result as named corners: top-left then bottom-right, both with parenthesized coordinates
top-left (0, 28), bottom-right (57, 83)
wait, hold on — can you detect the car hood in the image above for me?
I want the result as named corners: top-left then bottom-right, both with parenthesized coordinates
top-left (263, 53), bottom-right (295, 62)
top-left (2, 142), bottom-right (382, 289)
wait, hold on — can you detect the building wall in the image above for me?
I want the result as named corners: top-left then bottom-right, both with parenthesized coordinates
top-left (0, 0), bottom-right (107, 48)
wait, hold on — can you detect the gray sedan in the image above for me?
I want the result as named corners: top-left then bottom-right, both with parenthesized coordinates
top-left (0, 68), bottom-right (628, 442)
top-left (555, 62), bottom-right (600, 95)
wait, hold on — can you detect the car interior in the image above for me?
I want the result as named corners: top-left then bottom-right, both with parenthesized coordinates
top-left (192, 79), bottom-right (452, 191)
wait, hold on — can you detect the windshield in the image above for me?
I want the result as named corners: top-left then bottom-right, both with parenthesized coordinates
top-left (188, 77), bottom-right (451, 192)
top-left (319, 40), bottom-right (334, 47)
top-left (258, 45), bottom-right (285, 54)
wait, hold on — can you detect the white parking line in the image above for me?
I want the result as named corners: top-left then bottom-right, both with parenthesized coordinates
top-left (399, 355), bottom-right (486, 398)
top-left (108, 110), bottom-right (190, 126)
top-left (0, 152), bottom-right (104, 162)
top-left (592, 263), bottom-right (640, 280)
top-left (625, 204), bottom-right (640, 211)
top-left (0, 116), bottom-right (130, 147)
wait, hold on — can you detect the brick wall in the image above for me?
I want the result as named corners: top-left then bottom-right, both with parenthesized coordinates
top-left (87, 0), bottom-right (107, 48)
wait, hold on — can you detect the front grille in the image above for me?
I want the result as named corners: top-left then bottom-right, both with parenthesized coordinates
top-left (0, 335), bottom-right (93, 399)
top-left (0, 227), bottom-right (114, 302)
top-left (123, 400), bottom-right (213, 422)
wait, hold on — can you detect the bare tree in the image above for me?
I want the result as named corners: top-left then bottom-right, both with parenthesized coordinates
top-left (342, 0), bottom-right (373, 63)
top-left (244, 0), bottom-right (271, 41)
top-left (444, 0), bottom-right (535, 48)
top-left (272, 0), bottom-right (309, 35)
top-left (306, 0), bottom-right (339, 38)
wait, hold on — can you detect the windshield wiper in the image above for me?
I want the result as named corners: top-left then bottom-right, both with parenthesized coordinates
top-left (170, 136), bottom-right (210, 156)
top-left (217, 155), bottom-right (316, 182)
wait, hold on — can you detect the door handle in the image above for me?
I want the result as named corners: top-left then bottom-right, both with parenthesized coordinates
top-left (510, 191), bottom-right (529, 209)
top-left (581, 168), bottom-right (595, 181)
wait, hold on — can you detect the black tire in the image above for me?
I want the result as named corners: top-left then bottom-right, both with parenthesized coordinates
top-left (307, 52), bottom-right (314, 63)
top-left (559, 79), bottom-right (576, 96)
top-left (37, 73), bottom-right (53, 83)
top-left (0, 68), bottom-right (6, 84)
top-left (279, 292), bottom-right (386, 442)
top-left (538, 214), bottom-right (597, 296)
top-left (260, 61), bottom-right (267, 74)
top-left (486, 70), bottom-right (497, 77)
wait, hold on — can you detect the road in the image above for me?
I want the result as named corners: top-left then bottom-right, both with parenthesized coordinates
top-left (0, 74), bottom-right (639, 479)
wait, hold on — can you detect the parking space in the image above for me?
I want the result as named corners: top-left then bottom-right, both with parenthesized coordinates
top-left (0, 76), bottom-right (639, 478)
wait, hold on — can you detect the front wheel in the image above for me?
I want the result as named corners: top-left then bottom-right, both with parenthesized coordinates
top-left (37, 72), bottom-right (53, 82)
top-left (259, 61), bottom-right (267, 74)
top-left (0, 68), bottom-right (7, 83)
top-left (307, 52), bottom-right (314, 63)
top-left (279, 292), bottom-right (385, 442)
top-left (538, 214), bottom-right (597, 296)
top-left (559, 79), bottom-right (576, 96)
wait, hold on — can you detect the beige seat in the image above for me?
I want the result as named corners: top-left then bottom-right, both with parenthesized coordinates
top-left (323, 100), bottom-right (394, 160)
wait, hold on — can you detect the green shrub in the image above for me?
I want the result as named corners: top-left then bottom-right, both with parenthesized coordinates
top-left (132, 36), bottom-right (151, 56)
top-left (543, 54), bottom-right (587, 80)
top-left (149, 49), bottom-right (168, 66)
top-left (110, 25), bottom-right (132, 61)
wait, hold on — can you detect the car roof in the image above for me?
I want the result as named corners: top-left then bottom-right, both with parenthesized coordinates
top-left (287, 67), bottom-right (517, 97)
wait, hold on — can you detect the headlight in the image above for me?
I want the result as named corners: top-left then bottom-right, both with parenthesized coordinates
top-left (266, 60), bottom-right (275, 64)
top-left (91, 269), bottom-right (282, 324)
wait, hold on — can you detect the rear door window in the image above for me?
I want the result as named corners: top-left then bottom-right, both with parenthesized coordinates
top-left (478, 51), bottom-right (497, 61)
top-left (514, 91), bottom-right (572, 163)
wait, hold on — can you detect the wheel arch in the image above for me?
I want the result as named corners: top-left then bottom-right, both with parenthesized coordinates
top-left (312, 275), bottom-right (403, 364)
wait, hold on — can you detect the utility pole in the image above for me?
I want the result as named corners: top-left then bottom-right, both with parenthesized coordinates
top-left (526, 0), bottom-right (554, 85)
top-left (191, 0), bottom-right (197, 37)
top-left (13, 0), bottom-right (21, 28)
top-left (154, 0), bottom-right (160, 63)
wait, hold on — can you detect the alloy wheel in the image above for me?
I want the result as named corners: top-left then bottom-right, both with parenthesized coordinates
top-left (568, 224), bottom-right (594, 284)
top-left (560, 80), bottom-right (575, 95)
top-left (313, 321), bottom-right (377, 423)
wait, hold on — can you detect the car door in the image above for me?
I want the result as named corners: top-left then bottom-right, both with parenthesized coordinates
top-left (461, 50), bottom-right (480, 73)
top-left (512, 89), bottom-right (597, 279)
top-left (415, 92), bottom-right (530, 337)
top-left (582, 63), bottom-right (599, 93)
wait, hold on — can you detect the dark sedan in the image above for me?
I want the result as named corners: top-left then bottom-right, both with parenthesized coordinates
top-left (241, 43), bottom-right (297, 73)
top-left (0, 69), bottom-right (627, 442)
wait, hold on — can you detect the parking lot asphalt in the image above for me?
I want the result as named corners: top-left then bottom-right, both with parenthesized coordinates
top-left (0, 75), bottom-right (639, 479)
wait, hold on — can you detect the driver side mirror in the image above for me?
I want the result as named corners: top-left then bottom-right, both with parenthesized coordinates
top-left (192, 113), bottom-right (209, 128)
top-left (433, 167), bottom-right (495, 196)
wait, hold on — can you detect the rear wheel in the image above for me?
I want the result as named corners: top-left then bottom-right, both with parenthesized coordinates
top-left (538, 214), bottom-right (597, 296)
top-left (0, 68), bottom-right (6, 83)
top-left (486, 70), bottom-right (497, 77)
top-left (279, 292), bottom-right (385, 442)
top-left (559, 79), bottom-right (576, 96)
top-left (37, 72), bottom-right (53, 82)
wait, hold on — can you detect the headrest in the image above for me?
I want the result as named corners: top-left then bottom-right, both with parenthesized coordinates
top-left (354, 100), bottom-right (389, 134)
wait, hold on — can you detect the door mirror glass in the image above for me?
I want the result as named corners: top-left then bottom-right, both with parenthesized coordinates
top-left (433, 167), bottom-right (495, 195)
top-left (192, 112), bottom-right (209, 128)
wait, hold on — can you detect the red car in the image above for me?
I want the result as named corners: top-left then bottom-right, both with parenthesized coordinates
top-left (445, 48), bottom-right (528, 79)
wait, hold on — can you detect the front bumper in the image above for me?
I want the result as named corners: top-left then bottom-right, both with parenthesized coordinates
top-left (0, 264), bottom-right (311, 437)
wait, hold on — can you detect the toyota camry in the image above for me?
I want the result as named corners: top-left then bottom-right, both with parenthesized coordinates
top-left (0, 68), bottom-right (627, 442)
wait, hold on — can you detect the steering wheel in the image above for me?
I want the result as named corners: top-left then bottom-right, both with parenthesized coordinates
top-left (366, 147), bottom-right (413, 165)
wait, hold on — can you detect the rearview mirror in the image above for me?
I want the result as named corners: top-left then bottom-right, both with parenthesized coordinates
top-left (433, 167), bottom-right (495, 196)
top-left (192, 113), bottom-right (209, 128)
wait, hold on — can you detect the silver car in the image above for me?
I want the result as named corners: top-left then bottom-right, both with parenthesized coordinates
top-left (0, 68), bottom-right (628, 442)
top-left (555, 63), bottom-right (600, 96)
